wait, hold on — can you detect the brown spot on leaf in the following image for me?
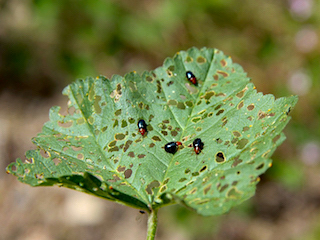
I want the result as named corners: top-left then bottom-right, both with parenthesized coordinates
top-left (217, 70), bottom-right (229, 77)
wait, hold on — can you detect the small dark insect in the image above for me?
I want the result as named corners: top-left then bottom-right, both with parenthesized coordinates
top-left (139, 210), bottom-right (146, 214)
top-left (138, 119), bottom-right (148, 136)
top-left (186, 71), bottom-right (198, 86)
top-left (193, 138), bottom-right (204, 155)
top-left (164, 141), bottom-right (182, 154)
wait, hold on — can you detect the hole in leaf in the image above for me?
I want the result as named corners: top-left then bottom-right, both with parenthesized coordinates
top-left (160, 185), bottom-right (167, 192)
top-left (152, 136), bottom-right (161, 142)
top-left (149, 143), bottom-right (155, 148)
top-left (196, 199), bottom-right (210, 205)
top-left (221, 117), bottom-right (228, 127)
top-left (204, 91), bottom-right (215, 100)
top-left (189, 188), bottom-right (197, 194)
top-left (220, 59), bottom-right (227, 67)
top-left (217, 70), bottom-right (228, 77)
top-left (180, 94), bottom-right (186, 100)
top-left (231, 138), bottom-right (238, 144)
top-left (52, 158), bottom-right (61, 166)
top-left (113, 120), bottom-right (118, 128)
top-left (58, 121), bottom-right (73, 128)
top-left (227, 188), bottom-right (242, 198)
top-left (200, 166), bottom-right (207, 172)
top-left (236, 88), bottom-right (247, 98)
top-left (204, 184), bottom-right (212, 195)
top-left (258, 111), bottom-right (267, 120)
top-left (247, 104), bottom-right (255, 111)
top-left (124, 169), bottom-right (132, 179)
top-left (40, 149), bottom-right (49, 158)
top-left (262, 150), bottom-right (271, 158)
top-left (108, 140), bottom-right (117, 148)
top-left (168, 65), bottom-right (175, 71)
top-left (185, 101), bottom-right (193, 107)
top-left (168, 99), bottom-right (177, 106)
top-left (68, 106), bottom-right (76, 115)
top-left (128, 117), bottom-right (135, 124)
top-left (185, 83), bottom-right (197, 94)
top-left (157, 80), bottom-right (162, 93)
top-left (88, 116), bottom-right (95, 125)
top-left (177, 102), bottom-right (185, 109)
top-left (146, 180), bottom-right (160, 195)
top-left (123, 140), bottom-right (133, 152)
top-left (117, 166), bottom-right (126, 172)
top-left (237, 101), bottom-right (244, 109)
top-left (161, 131), bottom-right (168, 136)
top-left (236, 139), bottom-right (249, 149)
top-left (77, 118), bottom-right (85, 125)
top-left (232, 157), bottom-right (242, 167)
top-left (71, 146), bottom-right (83, 151)
top-left (115, 109), bottom-right (122, 116)
top-left (175, 186), bottom-right (187, 194)
top-left (219, 184), bottom-right (229, 193)
top-left (35, 173), bottom-right (44, 180)
top-left (256, 163), bottom-right (264, 170)
top-left (216, 93), bottom-right (226, 97)
top-left (115, 133), bottom-right (126, 140)
top-left (233, 131), bottom-right (241, 137)
top-left (163, 178), bottom-right (170, 185)
top-left (192, 117), bottom-right (201, 123)
top-left (94, 96), bottom-right (102, 114)
top-left (185, 56), bottom-right (193, 62)
top-left (272, 135), bottom-right (281, 143)
top-left (121, 120), bottom-right (128, 128)
top-left (108, 146), bottom-right (119, 152)
top-left (216, 109), bottom-right (224, 116)
top-left (197, 56), bottom-right (206, 63)
top-left (146, 76), bottom-right (153, 82)
top-left (243, 126), bottom-right (250, 132)
top-left (171, 130), bottom-right (178, 136)
top-left (215, 152), bottom-right (225, 163)
top-left (167, 80), bottom-right (174, 86)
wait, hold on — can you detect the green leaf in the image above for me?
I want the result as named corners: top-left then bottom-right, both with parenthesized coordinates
top-left (7, 47), bottom-right (297, 215)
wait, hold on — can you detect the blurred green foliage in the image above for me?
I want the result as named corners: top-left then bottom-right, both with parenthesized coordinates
top-left (1, 0), bottom-right (320, 239)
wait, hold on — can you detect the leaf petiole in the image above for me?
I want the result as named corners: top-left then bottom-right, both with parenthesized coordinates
top-left (147, 208), bottom-right (158, 240)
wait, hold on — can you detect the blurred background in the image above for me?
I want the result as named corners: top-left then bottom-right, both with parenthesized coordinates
top-left (1, 0), bottom-right (320, 239)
